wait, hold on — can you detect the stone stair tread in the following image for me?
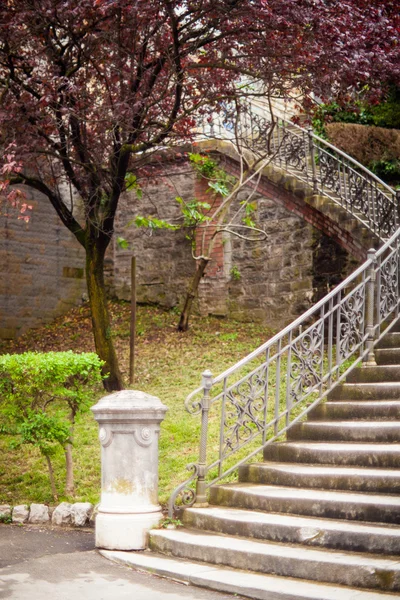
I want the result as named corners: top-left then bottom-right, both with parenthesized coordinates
top-left (213, 482), bottom-right (400, 507)
top-left (317, 400), bottom-right (400, 407)
top-left (310, 400), bottom-right (400, 419)
top-left (149, 528), bottom-right (400, 590)
top-left (264, 441), bottom-right (400, 468)
top-left (267, 441), bottom-right (400, 451)
top-left (289, 421), bottom-right (400, 441)
top-left (244, 462), bottom-right (400, 478)
top-left (328, 382), bottom-right (400, 401)
top-left (299, 421), bottom-right (400, 428)
top-left (100, 549), bottom-right (399, 600)
top-left (347, 366), bottom-right (400, 382)
top-left (186, 505), bottom-right (400, 537)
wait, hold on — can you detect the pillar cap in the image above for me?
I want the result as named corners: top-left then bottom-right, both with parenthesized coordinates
top-left (91, 389), bottom-right (168, 420)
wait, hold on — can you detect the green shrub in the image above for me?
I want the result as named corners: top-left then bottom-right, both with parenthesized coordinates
top-left (0, 351), bottom-right (104, 500)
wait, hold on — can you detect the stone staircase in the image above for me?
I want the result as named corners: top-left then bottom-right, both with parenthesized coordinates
top-left (104, 320), bottom-right (400, 599)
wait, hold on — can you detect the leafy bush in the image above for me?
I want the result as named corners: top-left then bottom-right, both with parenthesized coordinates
top-left (0, 351), bottom-right (104, 500)
top-left (313, 87), bottom-right (400, 133)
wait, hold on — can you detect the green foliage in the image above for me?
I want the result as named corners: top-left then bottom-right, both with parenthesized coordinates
top-left (0, 351), bottom-right (104, 497)
top-left (188, 153), bottom-right (235, 196)
top-left (159, 517), bottom-right (183, 528)
top-left (0, 514), bottom-right (12, 524)
top-left (0, 351), bottom-right (103, 416)
top-left (117, 236), bottom-right (130, 249)
top-left (188, 153), bottom-right (219, 179)
top-left (17, 410), bottom-right (71, 457)
top-left (125, 172), bottom-right (143, 198)
top-left (131, 215), bottom-right (178, 230)
top-left (369, 159), bottom-right (400, 183)
top-left (230, 265), bottom-right (241, 281)
top-left (313, 86), bottom-right (400, 134)
top-left (241, 200), bottom-right (257, 228)
top-left (176, 196), bottom-right (211, 228)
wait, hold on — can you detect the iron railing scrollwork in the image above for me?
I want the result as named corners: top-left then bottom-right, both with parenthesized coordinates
top-left (169, 228), bottom-right (400, 516)
top-left (201, 107), bottom-right (398, 240)
top-left (170, 110), bottom-right (400, 517)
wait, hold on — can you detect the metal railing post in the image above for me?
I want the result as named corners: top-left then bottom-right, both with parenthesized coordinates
top-left (308, 127), bottom-right (318, 193)
top-left (396, 190), bottom-right (400, 231)
top-left (364, 248), bottom-right (377, 366)
top-left (194, 369), bottom-right (213, 507)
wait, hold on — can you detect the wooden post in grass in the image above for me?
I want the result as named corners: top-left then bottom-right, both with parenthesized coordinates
top-left (129, 256), bottom-right (136, 385)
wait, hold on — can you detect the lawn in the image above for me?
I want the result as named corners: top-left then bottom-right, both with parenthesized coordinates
top-left (0, 301), bottom-right (275, 507)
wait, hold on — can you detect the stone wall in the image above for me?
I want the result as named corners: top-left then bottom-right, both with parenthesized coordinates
top-left (109, 161), bottom-right (196, 308)
top-left (109, 159), bottom-right (317, 329)
top-left (0, 185), bottom-right (86, 338)
top-left (0, 156), bottom-right (359, 338)
top-left (192, 176), bottom-right (315, 327)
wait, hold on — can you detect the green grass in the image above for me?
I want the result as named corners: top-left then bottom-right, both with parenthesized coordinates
top-left (0, 301), bottom-right (362, 508)
top-left (0, 302), bottom-right (276, 507)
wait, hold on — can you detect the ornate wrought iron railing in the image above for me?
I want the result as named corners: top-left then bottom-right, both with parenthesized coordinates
top-left (269, 118), bottom-right (399, 239)
top-left (169, 228), bottom-right (400, 515)
top-left (201, 107), bottom-right (400, 240)
top-left (169, 112), bottom-right (400, 517)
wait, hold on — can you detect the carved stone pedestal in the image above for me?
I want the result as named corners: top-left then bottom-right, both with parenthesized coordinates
top-left (91, 390), bottom-right (168, 550)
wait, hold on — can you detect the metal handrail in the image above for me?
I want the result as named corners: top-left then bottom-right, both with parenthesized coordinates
top-left (168, 114), bottom-right (400, 517)
top-left (281, 118), bottom-right (395, 198)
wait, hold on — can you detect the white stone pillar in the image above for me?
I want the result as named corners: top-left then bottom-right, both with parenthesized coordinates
top-left (91, 390), bottom-right (168, 550)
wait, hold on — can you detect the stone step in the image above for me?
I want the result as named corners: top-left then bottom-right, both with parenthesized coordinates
top-left (375, 348), bottom-right (400, 365)
top-left (149, 528), bottom-right (400, 592)
top-left (238, 462), bottom-right (400, 494)
top-left (183, 505), bottom-right (400, 554)
top-left (329, 383), bottom-right (400, 401)
top-left (310, 400), bottom-right (400, 421)
top-left (101, 549), bottom-right (399, 600)
top-left (288, 421), bottom-right (400, 443)
top-left (347, 366), bottom-right (400, 383)
top-left (377, 333), bottom-right (400, 349)
top-left (209, 483), bottom-right (400, 524)
top-left (264, 441), bottom-right (400, 468)
top-left (389, 319), bottom-right (400, 333)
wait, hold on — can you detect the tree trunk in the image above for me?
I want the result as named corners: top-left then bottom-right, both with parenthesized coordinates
top-left (178, 257), bottom-right (209, 332)
top-left (45, 454), bottom-right (58, 502)
top-left (64, 441), bottom-right (74, 496)
top-left (85, 234), bottom-right (124, 391)
top-left (64, 410), bottom-right (75, 496)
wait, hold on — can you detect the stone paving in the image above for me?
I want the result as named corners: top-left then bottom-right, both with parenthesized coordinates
top-left (0, 524), bottom-right (244, 600)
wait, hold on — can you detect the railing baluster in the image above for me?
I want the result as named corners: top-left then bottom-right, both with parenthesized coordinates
top-left (308, 128), bottom-right (318, 193)
top-left (194, 369), bottom-right (212, 507)
top-left (263, 347), bottom-right (270, 445)
top-left (285, 331), bottom-right (293, 429)
top-left (320, 306), bottom-right (325, 395)
top-left (364, 249), bottom-right (377, 365)
top-left (218, 377), bottom-right (227, 478)
top-left (328, 296), bottom-right (334, 387)
top-left (274, 339), bottom-right (282, 436)
top-left (336, 289), bottom-right (342, 369)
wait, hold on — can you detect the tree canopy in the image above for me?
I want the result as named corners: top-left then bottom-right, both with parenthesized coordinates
top-left (1, 0), bottom-right (399, 389)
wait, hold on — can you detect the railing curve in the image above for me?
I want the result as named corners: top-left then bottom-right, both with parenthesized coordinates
top-left (202, 106), bottom-right (400, 240)
top-left (271, 118), bottom-right (399, 239)
top-left (169, 111), bottom-right (400, 517)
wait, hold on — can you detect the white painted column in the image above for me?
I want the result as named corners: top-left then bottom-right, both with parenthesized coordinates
top-left (91, 390), bottom-right (168, 550)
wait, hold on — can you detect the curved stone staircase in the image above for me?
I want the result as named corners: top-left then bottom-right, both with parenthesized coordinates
top-left (102, 118), bottom-right (400, 599)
